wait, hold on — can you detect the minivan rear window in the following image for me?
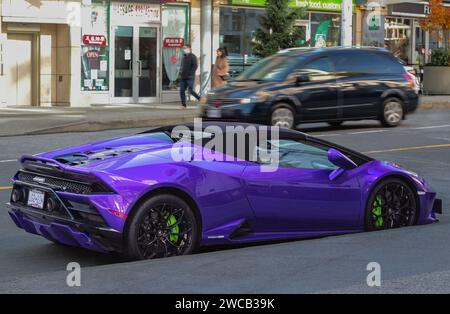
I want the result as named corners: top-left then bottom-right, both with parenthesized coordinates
top-left (332, 51), bottom-right (404, 74)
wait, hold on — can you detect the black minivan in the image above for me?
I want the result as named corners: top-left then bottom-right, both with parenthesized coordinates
top-left (202, 47), bottom-right (418, 129)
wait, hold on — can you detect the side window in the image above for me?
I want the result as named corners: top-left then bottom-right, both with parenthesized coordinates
top-left (256, 139), bottom-right (337, 170)
top-left (333, 51), bottom-right (404, 74)
top-left (333, 52), bottom-right (368, 73)
top-left (300, 57), bottom-right (334, 81)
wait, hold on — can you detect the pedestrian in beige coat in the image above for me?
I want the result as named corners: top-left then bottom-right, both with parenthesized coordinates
top-left (212, 48), bottom-right (229, 88)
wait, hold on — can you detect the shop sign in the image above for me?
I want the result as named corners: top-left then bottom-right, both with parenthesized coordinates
top-left (111, 3), bottom-right (160, 23)
top-left (368, 16), bottom-right (381, 31)
top-left (163, 37), bottom-right (185, 48)
top-left (389, 3), bottom-right (428, 18)
top-left (227, 0), bottom-right (355, 12)
top-left (362, 9), bottom-right (384, 46)
top-left (83, 34), bottom-right (107, 46)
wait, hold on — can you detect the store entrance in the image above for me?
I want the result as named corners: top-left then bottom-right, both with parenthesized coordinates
top-left (113, 25), bottom-right (159, 103)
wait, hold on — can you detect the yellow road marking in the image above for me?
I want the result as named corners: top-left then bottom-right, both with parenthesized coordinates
top-left (0, 186), bottom-right (12, 190)
top-left (364, 143), bottom-right (450, 154)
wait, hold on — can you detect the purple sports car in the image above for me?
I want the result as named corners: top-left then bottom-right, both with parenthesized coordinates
top-left (7, 122), bottom-right (442, 260)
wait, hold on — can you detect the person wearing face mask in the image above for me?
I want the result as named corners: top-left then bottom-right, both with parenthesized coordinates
top-left (179, 44), bottom-right (201, 109)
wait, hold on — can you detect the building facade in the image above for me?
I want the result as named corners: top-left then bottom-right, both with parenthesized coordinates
top-left (0, 0), bottom-right (203, 107)
top-left (217, 0), bottom-right (356, 75)
top-left (0, 0), bottom-right (446, 108)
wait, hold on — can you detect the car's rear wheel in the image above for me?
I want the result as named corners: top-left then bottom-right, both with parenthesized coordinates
top-left (270, 103), bottom-right (295, 129)
top-left (124, 194), bottom-right (199, 260)
top-left (365, 178), bottom-right (418, 231)
top-left (381, 98), bottom-right (404, 127)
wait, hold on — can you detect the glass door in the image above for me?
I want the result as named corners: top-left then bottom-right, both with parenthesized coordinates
top-left (113, 25), bottom-right (159, 103)
top-left (137, 26), bottom-right (158, 100)
top-left (114, 26), bottom-right (133, 100)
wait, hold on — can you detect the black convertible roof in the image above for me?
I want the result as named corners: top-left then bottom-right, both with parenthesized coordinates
top-left (145, 121), bottom-right (306, 139)
top-left (141, 121), bottom-right (373, 164)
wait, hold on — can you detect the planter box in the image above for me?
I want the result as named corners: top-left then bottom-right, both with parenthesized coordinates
top-left (423, 66), bottom-right (450, 95)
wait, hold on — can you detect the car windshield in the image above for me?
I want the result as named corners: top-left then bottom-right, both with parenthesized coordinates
top-left (235, 55), bottom-right (301, 82)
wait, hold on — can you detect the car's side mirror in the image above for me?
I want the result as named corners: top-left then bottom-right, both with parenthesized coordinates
top-left (327, 148), bottom-right (358, 181)
top-left (295, 73), bottom-right (310, 85)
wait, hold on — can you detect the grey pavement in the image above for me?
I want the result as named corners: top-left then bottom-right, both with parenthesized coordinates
top-left (0, 109), bottom-right (450, 293)
top-left (0, 95), bottom-right (449, 137)
top-left (0, 103), bottom-right (198, 137)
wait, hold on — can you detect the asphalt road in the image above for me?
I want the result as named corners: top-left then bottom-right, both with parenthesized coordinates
top-left (1, 110), bottom-right (450, 293)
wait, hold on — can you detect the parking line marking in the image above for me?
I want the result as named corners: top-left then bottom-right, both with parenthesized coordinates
top-left (363, 143), bottom-right (450, 154)
top-left (349, 130), bottom-right (387, 135)
top-left (411, 124), bottom-right (450, 130)
top-left (0, 160), bottom-right (16, 163)
top-left (0, 186), bottom-right (12, 190)
top-left (315, 133), bottom-right (343, 137)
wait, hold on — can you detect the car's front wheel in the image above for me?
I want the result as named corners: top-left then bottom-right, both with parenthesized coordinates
top-left (381, 98), bottom-right (404, 127)
top-left (365, 178), bottom-right (418, 231)
top-left (124, 194), bottom-right (199, 260)
top-left (270, 103), bottom-right (296, 129)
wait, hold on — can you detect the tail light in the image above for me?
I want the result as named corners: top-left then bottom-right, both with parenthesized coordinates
top-left (407, 69), bottom-right (417, 76)
top-left (403, 73), bottom-right (416, 89)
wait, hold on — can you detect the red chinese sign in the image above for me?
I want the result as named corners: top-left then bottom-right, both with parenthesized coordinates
top-left (163, 37), bottom-right (185, 48)
top-left (83, 34), bottom-right (107, 46)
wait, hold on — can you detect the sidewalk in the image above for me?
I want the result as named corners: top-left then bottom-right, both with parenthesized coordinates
top-left (418, 95), bottom-right (450, 109)
top-left (0, 96), bottom-right (449, 137)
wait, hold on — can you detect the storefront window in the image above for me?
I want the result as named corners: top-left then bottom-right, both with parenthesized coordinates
top-left (81, 46), bottom-right (109, 91)
top-left (81, 0), bottom-right (109, 91)
top-left (161, 4), bottom-right (189, 91)
top-left (385, 17), bottom-right (412, 64)
top-left (219, 6), bottom-right (265, 77)
top-left (310, 13), bottom-right (340, 47)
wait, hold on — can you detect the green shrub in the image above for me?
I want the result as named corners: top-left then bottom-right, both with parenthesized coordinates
top-left (430, 48), bottom-right (450, 66)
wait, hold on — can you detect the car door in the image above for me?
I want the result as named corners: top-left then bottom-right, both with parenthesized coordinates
top-left (242, 137), bottom-right (361, 232)
top-left (293, 56), bottom-right (340, 121)
top-left (331, 50), bottom-right (385, 119)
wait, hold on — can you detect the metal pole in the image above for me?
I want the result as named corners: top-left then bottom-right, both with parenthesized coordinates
top-left (200, 0), bottom-right (212, 94)
top-left (341, 0), bottom-right (353, 46)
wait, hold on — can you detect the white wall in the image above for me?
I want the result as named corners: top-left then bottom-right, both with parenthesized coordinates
top-left (1, 0), bottom-right (81, 24)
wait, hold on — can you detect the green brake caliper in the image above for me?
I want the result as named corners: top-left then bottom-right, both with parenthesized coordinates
top-left (164, 212), bottom-right (179, 243)
top-left (372, 195), bottom-right (384, 228)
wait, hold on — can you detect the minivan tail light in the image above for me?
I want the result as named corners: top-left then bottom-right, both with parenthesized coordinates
top-left (403, 73), bottom-right (415, 89)
top-left (408, 69), bottom-right (417, 76)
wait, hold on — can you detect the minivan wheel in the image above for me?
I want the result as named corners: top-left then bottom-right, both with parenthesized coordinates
top-left (270, 104), bottom-right (295, 129)
top-left (381, 98), bottom-right (404, 127)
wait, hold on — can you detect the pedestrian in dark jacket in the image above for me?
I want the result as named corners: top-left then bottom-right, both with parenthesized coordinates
top-left (179, 45), bottom-right (201, 109)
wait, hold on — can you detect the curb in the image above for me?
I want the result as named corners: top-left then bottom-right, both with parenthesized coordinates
top-left (24, 116), bottom-right (197, 136)
top-left (418, 102), bottom-right (450, 109)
